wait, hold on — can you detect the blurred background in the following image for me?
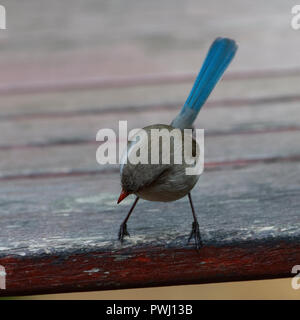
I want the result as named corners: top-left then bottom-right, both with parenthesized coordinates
top-left (1, 0), bottom-right (300, 299)
top-left (1, 0), bottom-right (299, 115)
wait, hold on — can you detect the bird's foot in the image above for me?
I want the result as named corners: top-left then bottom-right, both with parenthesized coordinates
top-left (188, 221), bottom-right (203, 249)
top-left (118, 222), bottom-right (130, 243)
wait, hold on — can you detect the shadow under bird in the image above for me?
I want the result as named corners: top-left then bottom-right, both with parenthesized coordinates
top-left (117, 38), bottom-right (238, 249)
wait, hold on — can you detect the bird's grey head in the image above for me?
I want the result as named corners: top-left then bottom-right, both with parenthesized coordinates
top-left (120, 124), bottom-right (199, 195)
top-left (120, 124), bottom-right (176, 194)
top-left (121, 163), bottom-right (142, 193)
top-left (121, 162), bottom-right (167, 193)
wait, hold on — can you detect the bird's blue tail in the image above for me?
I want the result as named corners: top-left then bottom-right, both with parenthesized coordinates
top-left (171, 38), bottom-right (238, 129)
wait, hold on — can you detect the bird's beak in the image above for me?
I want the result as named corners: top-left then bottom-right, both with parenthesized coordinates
top-left (117, 190), bottom-right (130, 204)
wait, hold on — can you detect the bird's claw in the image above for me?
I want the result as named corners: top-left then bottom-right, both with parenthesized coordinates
top-left (188, 221), bottom-right (203, 249)
top-left (118, 223), bottom-right (130, 243)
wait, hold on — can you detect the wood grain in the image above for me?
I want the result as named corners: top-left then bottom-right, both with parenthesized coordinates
top-left (1, 98), bottom-right (300, 146)
top-left (1, 73), bottom-right (300, 118)
top-left (0, 0), bottom-right (300, 296)
top-left (0, 161), bottom-right (300, 296)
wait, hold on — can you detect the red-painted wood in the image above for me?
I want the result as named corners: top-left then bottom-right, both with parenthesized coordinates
top-left (1, 241), bottom-right (299, 296)
top-left (1, 0), bottom-right (300, 297)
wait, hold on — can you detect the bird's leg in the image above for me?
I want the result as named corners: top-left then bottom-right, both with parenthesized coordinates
top-left (187, 193), bottom-right (203, 249)
top-left (118, 196), bottom-right (139, 243)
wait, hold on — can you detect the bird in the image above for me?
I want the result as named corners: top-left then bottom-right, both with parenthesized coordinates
top-left (117, 38), bottom-right (238, 249)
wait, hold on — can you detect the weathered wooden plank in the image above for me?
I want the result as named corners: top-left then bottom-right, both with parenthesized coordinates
top-left (0, 0), bottom-right (299, 297)
top-left (2, 243), bottom-right (300, 296)
top-left (1, 100), bottom-right (300, 146)
top-left (1, 130), bottom-right (300, 179)
top-left (0, 74), bottom-right (300, 118)
top-left (0, 160), bottom-right (299, 295)
top-left (0, 68), bottom-right (300, 96)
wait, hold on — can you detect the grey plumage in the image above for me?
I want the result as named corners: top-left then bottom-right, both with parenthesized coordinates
top-left (121, 124), bottom-right (200, 202)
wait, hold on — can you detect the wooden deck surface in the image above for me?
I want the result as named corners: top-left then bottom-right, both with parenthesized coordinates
top-left (0, 0), bottom-right (300, 296)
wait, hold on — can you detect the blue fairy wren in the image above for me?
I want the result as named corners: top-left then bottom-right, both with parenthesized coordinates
top-left (117, 38), bottom-right (238, 249)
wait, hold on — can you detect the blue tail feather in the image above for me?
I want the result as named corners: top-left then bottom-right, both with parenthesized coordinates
top-left (171, 38), bottom-right (238, 129)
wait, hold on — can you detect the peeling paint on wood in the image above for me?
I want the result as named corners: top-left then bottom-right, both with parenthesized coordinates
top-left (0, 161), bottom-right (300, 296)
top-left (1, 0), bottom-right (300, 297)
